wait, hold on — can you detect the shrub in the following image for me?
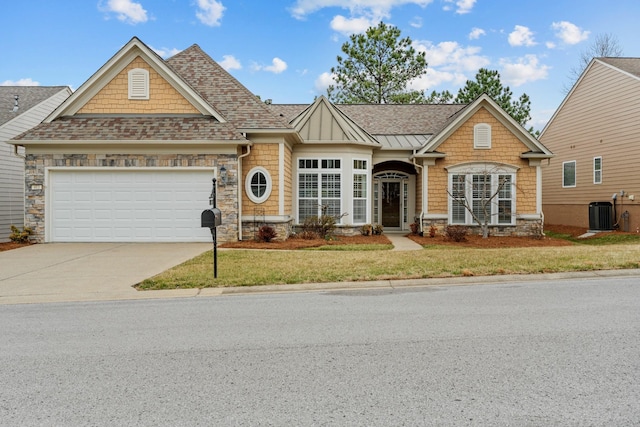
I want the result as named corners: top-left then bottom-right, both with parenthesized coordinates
top-left (444, 225), bottom-right (469, 242)
top-left (360, 224), bottom-right (373, 236)
top-left (9, 225), bottom-right (32, 243)
top-left (429, 225), bottom-right (437, 238)
top-left (298, 230), bottom-right (318, 240)
top-left (409, 222), bottom-right (419, 235)
top-left (373, 224), bottom-right (384, 235)
top-left (302, 214), bottom-right (336, 239)
top-left (257, 225), bottom-right (278, 242)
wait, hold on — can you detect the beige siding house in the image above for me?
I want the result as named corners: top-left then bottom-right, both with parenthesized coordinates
top-left (0, 86), bottom-right (71, 242)
top-left (10, 37), bottom-right (552, 243)
top-left (540, 58), bottom-right (640, 231)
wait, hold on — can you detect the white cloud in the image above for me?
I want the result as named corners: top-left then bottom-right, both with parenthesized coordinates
top-left (508, 25), bottom-right (536, 47)
top-left (315, 72), bottom-right (336, 93)
top-left (1, 78), bottom-right (40, 86)
top-left (195, 0), bottom-right (225, 27)
top-left (499, 54), bottom-right (550, 87)
top-left (410, 40), bottom-right (489, 91)
top-left (330, 15), bottom-right (375, 35)
top-left (253, 58), bottom-right (288, 74)
top-left (219, 55), bottom-right (242, 71)
top-left (443, 0), bottom-right (476, 14)
top-left (410, 16), bottom-right (423, 28)
top-left (469, 27), bottom-right (485, 40)
top-left (290, 0), bottom-right (434, 20)
top-left (551, 21), bottom-right (589, 45)
top-left (150, 46), bottom-right (182, 58)
top-left (101, 0), bottom-right (148, 24)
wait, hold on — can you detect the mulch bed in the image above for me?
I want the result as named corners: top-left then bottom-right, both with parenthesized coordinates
top-left (0, 242), bottom-right (34, 252)
top-left (220, 234), bottom-right (391, 250)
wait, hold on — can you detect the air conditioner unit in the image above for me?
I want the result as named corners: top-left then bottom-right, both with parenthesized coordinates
top-left (588, 201), bottom-right (613, 231)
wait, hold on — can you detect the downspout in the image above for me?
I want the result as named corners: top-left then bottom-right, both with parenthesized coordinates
top-left (237, 143), bottom-right (252, 241)
top-left (412, 153), bottom-right (424, 235)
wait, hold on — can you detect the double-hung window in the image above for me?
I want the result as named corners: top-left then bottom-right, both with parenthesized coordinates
top-left (352, 160), bottom-right (368, 224)
top-left (298, 159), bottom-right (342, 223)
top-left (593, 157), bottom-right (602, 184)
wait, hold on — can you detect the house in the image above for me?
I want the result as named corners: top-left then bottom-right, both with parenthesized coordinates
top-left (10, 37), bottom-right (552, 244)
top-left (0, 86), bottom-right (71, 242)
top-left (539, 58), bottom-right (640, 232)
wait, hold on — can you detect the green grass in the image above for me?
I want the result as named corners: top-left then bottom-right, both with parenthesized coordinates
top-left (137, 235), bottom-right (640, 290)
top-left (545, 231), bottom-right (640, 245)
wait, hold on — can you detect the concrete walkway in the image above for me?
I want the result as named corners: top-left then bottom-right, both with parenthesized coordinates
top-left (385, 233), bottom-right (423, 251)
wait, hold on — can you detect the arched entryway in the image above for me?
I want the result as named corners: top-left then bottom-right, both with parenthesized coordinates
top-left (372, 160), bottom-right (417, 231)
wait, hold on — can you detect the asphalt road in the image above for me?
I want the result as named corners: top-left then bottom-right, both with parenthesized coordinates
top-left (1, 276), bottom-right (639, 426)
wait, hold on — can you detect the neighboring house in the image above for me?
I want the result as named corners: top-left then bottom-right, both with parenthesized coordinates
top-left (0, 86), bottom-right (71, 242)
top-left (10, 37), bottom-right (552, 244)
top-left (540, 58), bottom-right (640, 232)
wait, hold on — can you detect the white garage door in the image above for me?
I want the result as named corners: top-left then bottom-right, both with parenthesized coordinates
top-left (49, 169), bottom-right (216, 242)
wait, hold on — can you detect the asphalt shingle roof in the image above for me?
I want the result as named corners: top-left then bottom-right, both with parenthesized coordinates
top-left (167, 45), bottom-right (291, 130)
top-left (0, 86), bottom-right (68, 127)
top-left (269, 103), bottom-right (467, 149)
top-left (16, 116), bottom-right (244, 141)
top-left (598, 57), bottom-right (640, 78)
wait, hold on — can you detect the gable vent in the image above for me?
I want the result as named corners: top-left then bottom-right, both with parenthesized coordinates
top-left (474, 123), bottom-right (491, 149)
top-left (128, 68), bottom-right (149, 100)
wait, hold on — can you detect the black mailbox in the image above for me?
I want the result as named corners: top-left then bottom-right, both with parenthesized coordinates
top-left (201, 208), bottom-right (222, 228)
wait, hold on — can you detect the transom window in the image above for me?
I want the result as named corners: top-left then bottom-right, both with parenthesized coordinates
top-left (245, 167), bottom-right (272, 204)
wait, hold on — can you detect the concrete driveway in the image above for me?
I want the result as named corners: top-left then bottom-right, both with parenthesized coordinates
top-left (0, 243), bottom-right (211, 305)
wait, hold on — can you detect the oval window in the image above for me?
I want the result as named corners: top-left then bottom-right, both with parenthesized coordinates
top-left (245, 167), bottom-right (272, 203)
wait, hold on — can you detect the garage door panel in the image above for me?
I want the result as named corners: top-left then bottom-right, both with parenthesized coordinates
top-left (50, 169), bottom-right (214, 242)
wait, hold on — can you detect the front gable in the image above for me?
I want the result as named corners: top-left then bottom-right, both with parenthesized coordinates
top-left (47, 37), bottom-right (225, 122)
top-left (414, 94), bottom-right (552, 166)
top-left (78, 56), bottom-right (200, 115)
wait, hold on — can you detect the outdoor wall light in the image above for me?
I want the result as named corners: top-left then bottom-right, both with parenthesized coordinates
top-left (219, 165), bottom-right (227, 186)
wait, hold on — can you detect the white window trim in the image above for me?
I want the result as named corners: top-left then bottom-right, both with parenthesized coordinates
top-left (128, 68), bottom-right (149, 100)
top-left (296, 157), bottom-right (343, 224)
top-left (352, 158), bottom-right (369, 225)
top-left (593, 156), bottom-right (602, 185)
top-left (447, 163), bottom-right (517, 226)
top-left (563, 160), bottom-right (576, 188)
top-left (474, 123), bottom-right (491, 149)
top-left (245, 166), bottom-right (272, 204)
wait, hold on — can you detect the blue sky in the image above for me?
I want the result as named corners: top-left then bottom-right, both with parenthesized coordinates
top-left (1, 0), bottom-right (638, 131)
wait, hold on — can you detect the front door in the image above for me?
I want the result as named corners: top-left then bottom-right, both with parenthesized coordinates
top-left (381, 181), bottom-right (401, 228)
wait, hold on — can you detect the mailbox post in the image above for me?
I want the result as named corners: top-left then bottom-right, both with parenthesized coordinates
top-left (201, 178), bottom-right (222, 278)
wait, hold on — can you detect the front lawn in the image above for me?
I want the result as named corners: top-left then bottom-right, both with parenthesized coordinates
top-left (137, 226), bottom-right (640, 290)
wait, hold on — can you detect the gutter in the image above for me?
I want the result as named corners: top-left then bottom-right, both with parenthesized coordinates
top-left (412, 153), bottom-right (424, 235)
top-left (236, 143), bottom-right (252, 241)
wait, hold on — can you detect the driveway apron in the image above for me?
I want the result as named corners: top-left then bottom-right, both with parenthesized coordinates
top-left (0, 243), bottom-right (210, 304)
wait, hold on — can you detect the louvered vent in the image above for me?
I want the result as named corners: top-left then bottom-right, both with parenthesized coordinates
top-left (128, 68), bottom-right (149, 100)
top-left (474, 123), bottom-right (491, 149)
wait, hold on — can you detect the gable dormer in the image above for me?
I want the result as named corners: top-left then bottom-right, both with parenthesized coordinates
top-left (290, 96), bottom-right (379, 146)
